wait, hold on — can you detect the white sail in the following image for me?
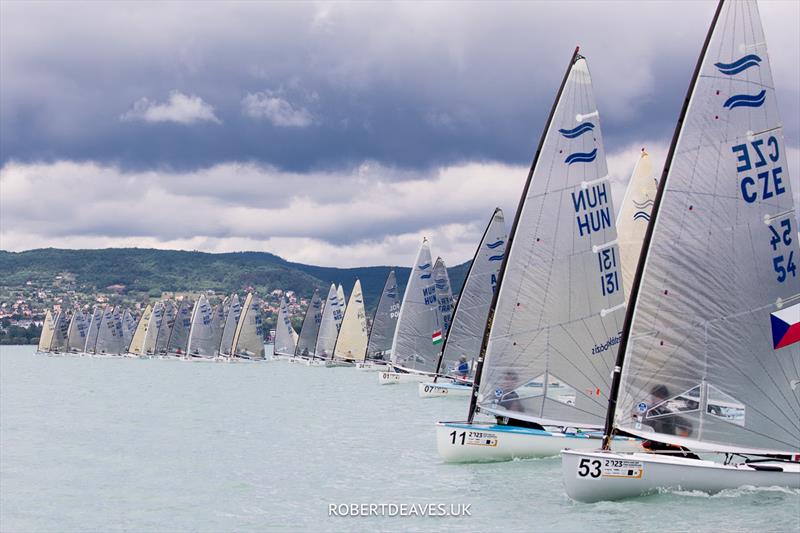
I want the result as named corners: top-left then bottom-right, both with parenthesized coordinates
top-left (141, 301), bottom-right (163, 355)
top-left (476, 52), bottom-right (624, 428)
top-left (128, 304), bottom-right (152, 356)
top-left (94, 306), bottom-right (125, 355)
top-left (436, 209), bottom-right (506, 379)
top-left (154, 301), bottom-right (176, 355)
top-left (295, 289), bottom-right (323, 357)
top-left (390, 238), bottom-right (444, 374)
top-left (218, 294), bottom-right (241, 356)
top-left (210, 301), bottom-right (226, 354)
top-left (50, 311), bottom-right (70, 352)
top-left (274, 297), bottom-right (298, 356)
top-left (366, 271), bottom-right (400, 361)
top-left (614, 0), bottom-right (800, 455)
top-left (83, 306), bottom-right (103, 353)
top-left (37, 310), bottom-right (55, 352)
top-left (121, 310), bottom-right (137, 351)
top-left (186, 295), bottom-right (217, 357)
top-left (166, 299), bottom-right (192, 355)
top-left (66, 309), bottom-right (90, 353)
top-left (433, 257), bottom-right (454, 337)
top-left (616, 149), bottom-right (658, 301)
top-left (231, 292), bottom-right (265, 359)
top-left (337, 284), bottom-right (347, 323)
top-left (334, 279), bottom-right (368, 362)
top-left (314, 284), bottom-right (341, 359)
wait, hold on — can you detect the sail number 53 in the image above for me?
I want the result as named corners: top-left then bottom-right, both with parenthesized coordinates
top-left (576, 458), bottom-right (602, 478)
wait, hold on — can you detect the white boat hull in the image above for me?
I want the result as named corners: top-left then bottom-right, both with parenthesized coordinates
top-left (304, 358), bottom-right (330, 367)
top-left (355, 361), bottom-right (391, 372)
top-left (436, 422), bottom-right (642, 463)
top-left (270, 354), bottom-right (292, 361)
top-left (378, 371), bottom-right (431, 385)
top-left (418, 381), bottom-right (472, 398)
top-left (561, 449), bottom-right (800, 502)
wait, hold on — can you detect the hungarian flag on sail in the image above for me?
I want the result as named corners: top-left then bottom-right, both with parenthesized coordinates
top-left (770, 303), bottom-right (800, 350)
top-left (431, 330), bottom-right (443, 345)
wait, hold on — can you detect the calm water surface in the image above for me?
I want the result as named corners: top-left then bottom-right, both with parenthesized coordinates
top-left (1, 345), bottom-right (798, 532)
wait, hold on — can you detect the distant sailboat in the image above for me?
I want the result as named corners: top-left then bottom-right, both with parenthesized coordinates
top-left (141, 301), bottom-right (164, 356)
top-left (121, 309), bottom-right (137, 354)
top-left (37, 310), bottom-right (56, 353)
top-left (231, 292), bottom-right (265, 360)
top-left (333, 279), bottom-right (368, 363)
top-left (154, 301), bottom-right (176, 356)
top-left (66, 309), bottom-right (90, 354)
top-left (563, 0), bottom-right (800, 501)
top-left (272, 297), bottom-right (298, 360)
top-left (128, 304), bottom-right (152, 356)
top-left (83, 306), bottom-right (103, 354)
top-left (433, 257), bottom-right (454, 337)
top-left (293, 289), bottom-right (323, 362)
top-left (50, 310), bottom-right (70, 353)
top-left (94, 306), bottom-right (125, 356)
top-left (357, 270), bottom-right (399, 371)
top-left (420, 209), bottom-right (507, 398)
top-left (436, 50), bottom-right (641, 461)
top-left (218, 294), bottom-right (241, 357)
top-left (380, 238), bottom-right (444, 384)
top-left (166, 299), bottom-right (192, 356)
top-left (336, 284), bottom-right (346, 324)
top-left (311, 284), bottom-right (341, 365)
top-left (186, 295), bottom-right (218, 358)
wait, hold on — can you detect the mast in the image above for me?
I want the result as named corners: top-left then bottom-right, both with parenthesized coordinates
top-left (600, 0), bottom-right (725, 449)
top-left (468, 47), bottom-right (582, 423)
top-left (434, 207), bottom-right (501, 382)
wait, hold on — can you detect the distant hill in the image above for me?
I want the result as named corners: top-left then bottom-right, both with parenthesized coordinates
top-left (0, 248), bottom-right (470, 309)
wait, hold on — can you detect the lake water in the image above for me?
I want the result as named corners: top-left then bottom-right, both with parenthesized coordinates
top-left (1, 345), bottom-right (798, 532)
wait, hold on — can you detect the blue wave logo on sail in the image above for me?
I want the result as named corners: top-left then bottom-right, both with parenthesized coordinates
top-left (714, 54), bottom-right (761, 75)
top-left (565, 148), bottom-right (597, 165)
top-left (420, 273), bottom-right (432, 279)
top-left (633, 211), bottom-right (651, 221)
top-left (723, 89), bottom-right (766, 110)
top-left (435, 279), bottom-right (448, 289)
top-left (486, 240), bottom-right (504, 249)
top-left (558, 122), bottom-right (595, 139)
top-left (488, 254), bottom-right (504, 261)
top-left (633, 199), bottom-right (653, 209)
top-left (418, 263), bottom-right (431, 270)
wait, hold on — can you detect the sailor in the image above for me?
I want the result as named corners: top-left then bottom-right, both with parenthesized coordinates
top-left (456, 355), bottom-right (470, 380)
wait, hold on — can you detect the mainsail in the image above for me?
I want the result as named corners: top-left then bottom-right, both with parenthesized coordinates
top-left (314, 284), bottom-right (341, 359)
top-left (334, 279), bottom-right (368, 362)
top-left (218, 294), bottom-right (241, 356)
top-left (128, 304), bottom-right (152, 356)
top-left (37, 310), bottom-right (56, 352)
top-left (231, 292), bottom-right (265, 359)
top-left (295, 289), bottom-right (323, 358)
top-left (435, 209), bottom-right (506, 379)
top-left (166, 299), bottom-right (192, 355)
top-left (83, 306), bottom-right (103, 353)
top-left (472, 50), bottom-right (625, 428)
top-left (186, 295), bottom-right (217, 357)
top-left (94, 306), bottom-right (125, 355)
top-left (50, 311), bottom-right (70, 352)
top-left (609, 0), bottom-right (800, 455)
top-left (616, 149), bottom-right (658, 301)
top-left (366, 270), bottom-right (400, 360)
top-left (141, 301), bottom-right (163, 355)
top-left (155, 301), bottom-right (176, 355)
top-left (390, 238), bottom-right (444, 374)
top-left (274, 297), bottom-right (298, 356)
top-left (66, 310), bottom-right (90, 353)
top-left (336, 284), bottom-right (347, 325)
top-left (433, 257), bottom-right (454, 337)
top-left (121, 309), bottom-right (137, 351)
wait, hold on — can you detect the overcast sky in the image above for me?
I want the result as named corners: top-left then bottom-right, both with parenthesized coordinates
top-left (1, 0), bottom-right (798, 267)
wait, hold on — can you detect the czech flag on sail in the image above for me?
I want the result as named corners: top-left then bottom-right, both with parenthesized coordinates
top-left (432, 330), bottom-right (443, 346)
top-left (770, 303), bottom-right (800, 350)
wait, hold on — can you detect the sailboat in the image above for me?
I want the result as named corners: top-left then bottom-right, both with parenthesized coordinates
top-left (141, 301), bottom-right (164, 357)
top-left (356, 270), bottom-right (399, 371)
top-left (435, 50), bottom-right (642, 461)
top-left (154, 301), bottom-right (176, 356)
top-left (66, 309), bottom-right (90, 354)
top-left (292, 289), bottom-right (323, 364)
top-left (49, 310), bottom-right (70, 354)
top-left (563, 0), bottom-right (800, 501)
top-left (272, 297), bottom-right (299, 360)
top-left (128, 304), bottom-right (152, 356)
top-left (186, 295), bottom-right (219, 359)
top-left (93, 306), bottom-right (125, 356)
top-left (337, 284), bottom-right (347, 322)
top-left (83, 306), bottom-right (103, 355)
top-left (166, 299), bottom-right (193, 357)
top-left (433, 257), bottom-right (454, 337)
top-left (36, 310), bottom-right (56, 354)
top-left (310, 284), bottom-right (342, 366)
top-left (333, 279), bottom-right (369, 364)
top-left (121, 309), bottom-right (138, 355)
top-left (420, 209), bottom-right (507, 398)
top-left (230, 292), bottom-right (266, 360)
top-left (379, 238), bottom-right (444, 384)
top-left (218, 294), bottom-right (241, 358)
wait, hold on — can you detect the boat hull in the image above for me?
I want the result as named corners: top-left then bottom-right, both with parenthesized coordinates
top-left (418, 381), bottom-right (472, 398)
top-left (436, 422), bottom-right (641, 463)
top-left (561, 449), bottom-right (800, 502)
top-left (355, 361), bottom-right (391, 372)
top-left (270, 354), bottom-right (292, 361)
top-left (378, 371), bottom-right (430, 385)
